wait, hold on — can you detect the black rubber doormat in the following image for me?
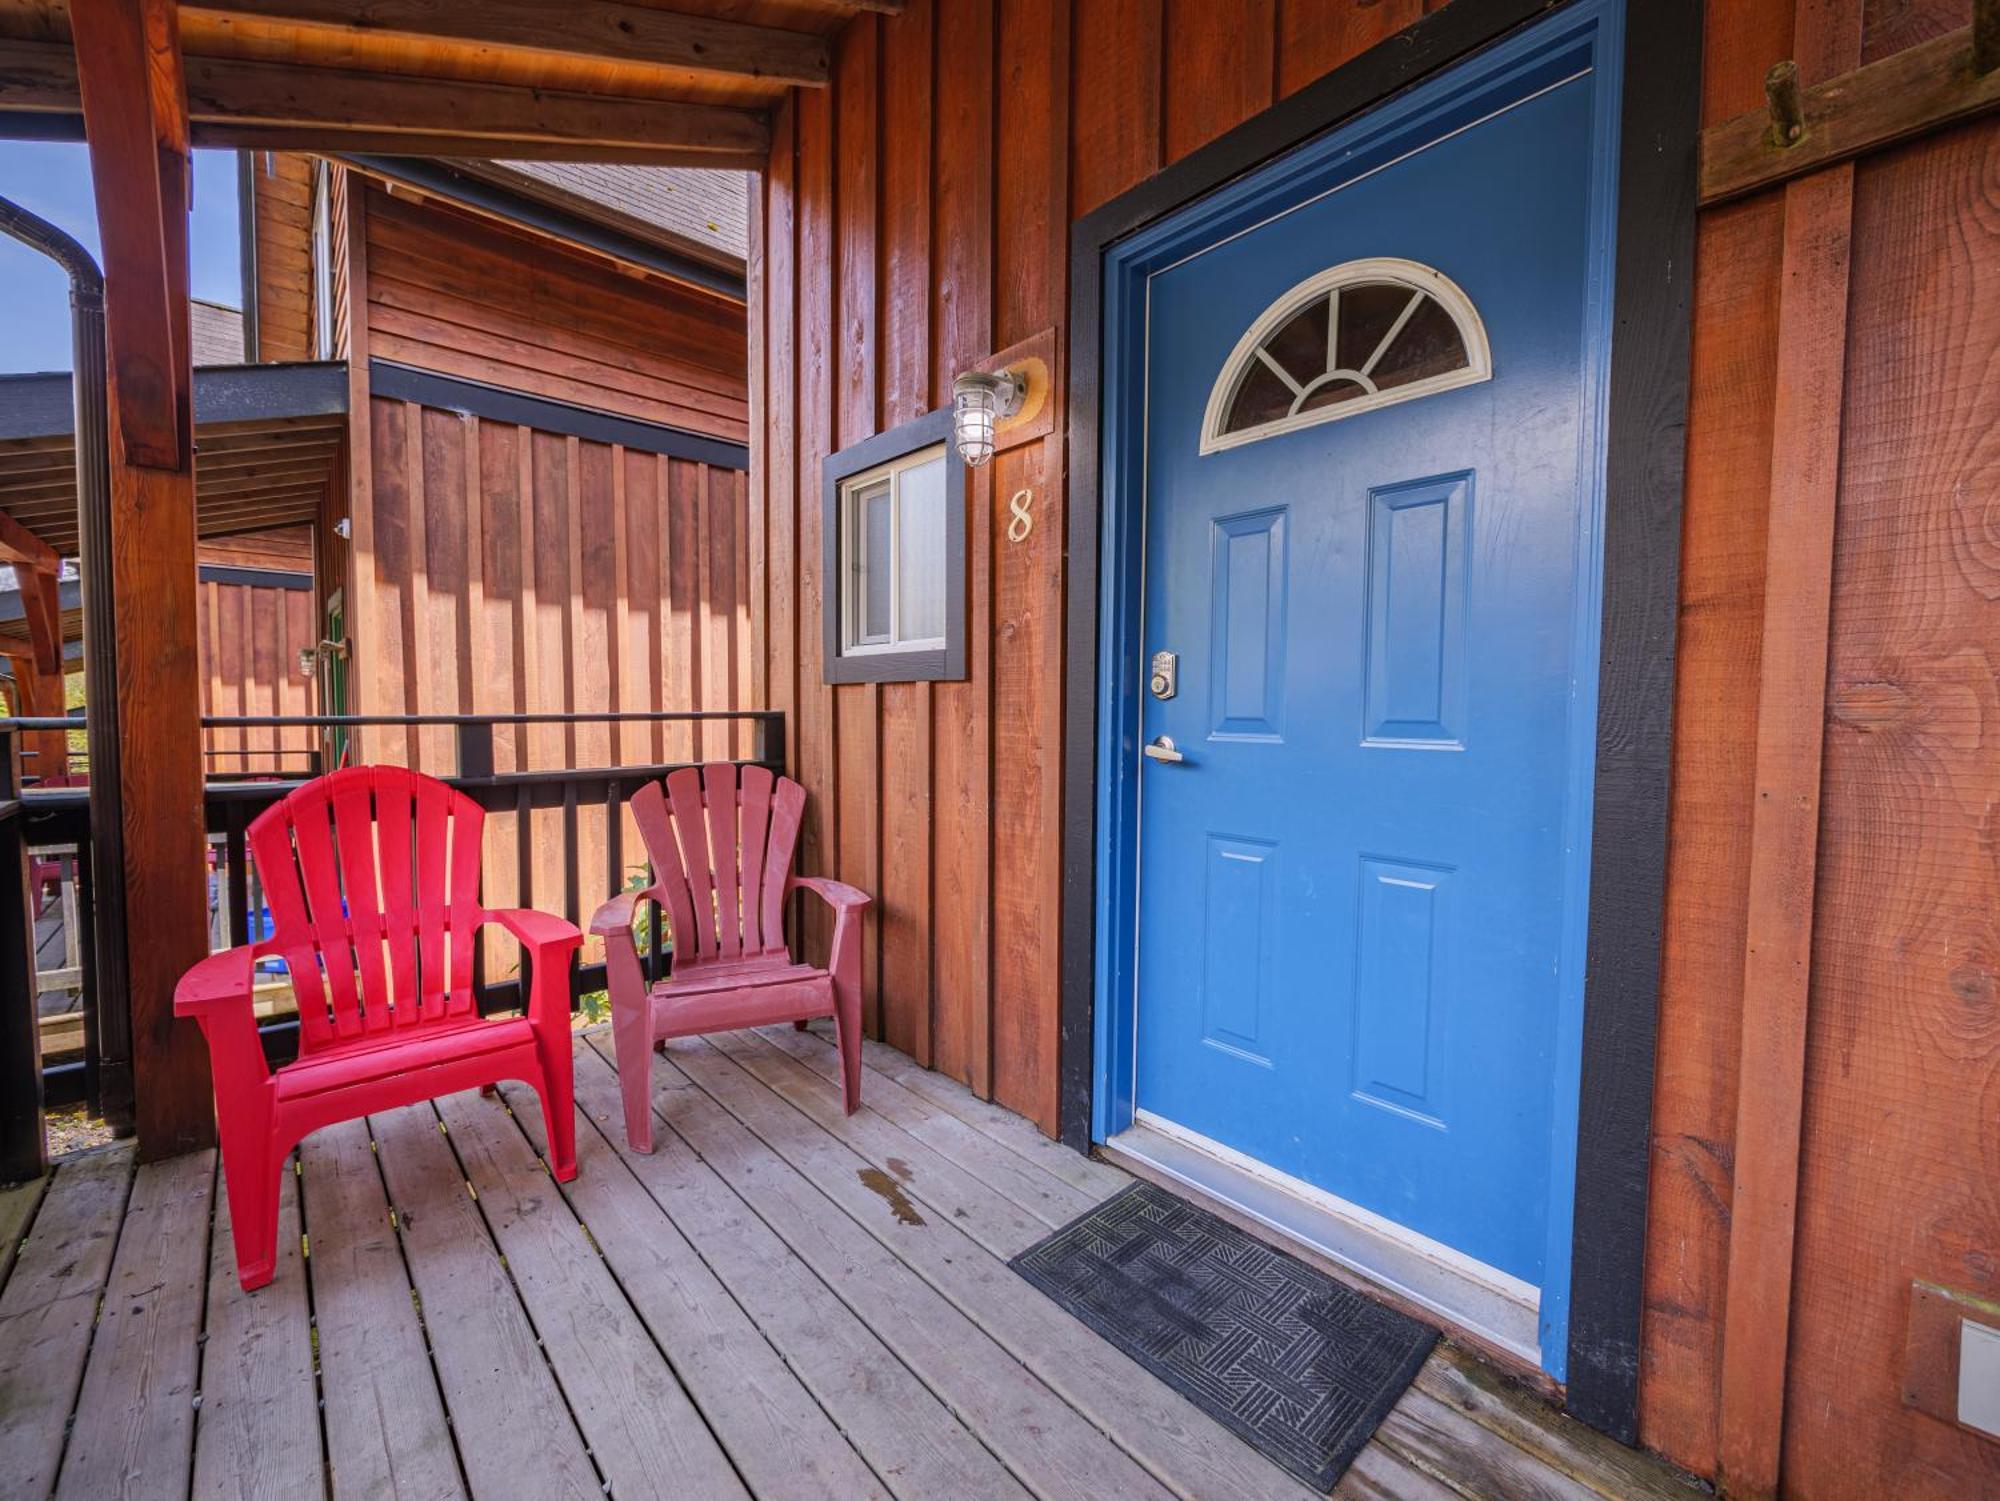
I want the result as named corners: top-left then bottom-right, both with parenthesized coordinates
top-left (1011, 1181), bottom-right (1437, 1491)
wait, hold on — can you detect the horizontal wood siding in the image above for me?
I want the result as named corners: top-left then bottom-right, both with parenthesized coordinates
top-left (249, 151), bottom-right (313, 363)
top-left (360, 181), bottom-right (749, 440)
top-left (755, 1), bottom-right (2000, 1494)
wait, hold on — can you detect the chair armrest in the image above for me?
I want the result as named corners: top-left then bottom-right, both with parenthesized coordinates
top-left (788, 875), bottom-right (872, 914)
top-left (483, 906), bottom-right (585, 956)
top-left (588, 889), bottom-right (648, 939)
top-left (173, 945), bottom-right (263, 1018)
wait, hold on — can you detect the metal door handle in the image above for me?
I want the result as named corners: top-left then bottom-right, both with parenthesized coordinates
top-left (1143, 736), bottom-right (1186, 764)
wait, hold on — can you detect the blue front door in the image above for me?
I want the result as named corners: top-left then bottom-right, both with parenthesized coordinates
top-left (1130, 29), bottom-right (1613, 1294)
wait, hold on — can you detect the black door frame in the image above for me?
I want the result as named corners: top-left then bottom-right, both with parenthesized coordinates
top-left (1058, 0), bottom-right (1702, 1442)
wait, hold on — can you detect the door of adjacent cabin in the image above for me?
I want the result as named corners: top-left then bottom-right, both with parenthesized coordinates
top-left (1126, 20), bottom-right (1616, 1327)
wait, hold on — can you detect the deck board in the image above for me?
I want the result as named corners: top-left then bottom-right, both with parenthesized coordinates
top-left (0, 1030), bottom-right (1700, 1501)
top-left (0, 1145), bottom-right (132, 1501)
top-left (191, 1165), bottom-right (323, 1501)
top-left (368, 1102), bottom-right (601, 1501)
top-left (555, 1042), bottom-right (1024, 1501)
top-left (619, 1034), bottom-right (1178, 1500)
top-left (431, 1087), bottom-right (751, 1501)
top-left (56, 1151), bottom-right (215, 1501)
top-left (497, 1077), bottom-right (895, 1501)
top-left (753, 1023), bottom-right (1106, 1225)
top-left (302, 1119), bottom-right (466, 1501)
top-left (671, 1033), bottom-right (1320, 1501)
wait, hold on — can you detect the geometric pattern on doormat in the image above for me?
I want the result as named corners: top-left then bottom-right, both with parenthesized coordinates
top-left (1010, 1180), bottom-right (1438, 1492)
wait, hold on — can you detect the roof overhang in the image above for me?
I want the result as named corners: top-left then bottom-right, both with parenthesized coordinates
top-left (0, 361), bottom-right (348, 556)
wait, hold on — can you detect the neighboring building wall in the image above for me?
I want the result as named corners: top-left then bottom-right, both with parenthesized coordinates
top-left (360, 180), bottom-right (748, 438)
top-left (246, 151), bottom-right (314, 362)
top-left (195, 528), bottom-right (318, 777)
top-left (751, 3), bottom-right (1998, 1497)
top-left (311, 170), bottom-right (752, 938)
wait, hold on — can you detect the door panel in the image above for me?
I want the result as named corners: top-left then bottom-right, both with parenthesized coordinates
top-left (1133, 69), bottom-right (1600, 1286)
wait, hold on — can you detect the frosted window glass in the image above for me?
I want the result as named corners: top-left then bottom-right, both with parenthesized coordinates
top-left (898, 455), bottom-right (947, 643)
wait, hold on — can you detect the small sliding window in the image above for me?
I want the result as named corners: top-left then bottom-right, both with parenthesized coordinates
top-left (823, 407), bottom-right (966, 683)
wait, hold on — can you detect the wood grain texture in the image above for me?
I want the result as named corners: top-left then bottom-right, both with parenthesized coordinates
top-left (927, 0), bottom-right (994, 1094)
top-left (833, 15), bottom-right (883, 1032)
top-left (0, 1146), bottom-right (132, 1501)
top-left (73, 0), bottom-right (215, 1157)
top-left (1716, 0), bottom-right (1864, 1480)
top-left (367, 1102), bottom-right (600, 1500)
top-left (192, 1164), bottom-right (322, 1501)
top-left (301, 1119), bottom-right (467, 1501)
top-left (55, 1151), bottom-right (214, 1501)
top-left (1636, 191), bottom-right (1785, 1476)
top-left (1779, 114), bottom-right (2000, 1501)
top-left (875, 0), bottom-right (936, 1065)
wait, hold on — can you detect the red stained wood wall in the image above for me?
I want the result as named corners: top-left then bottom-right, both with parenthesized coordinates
top-left (754, 2), bottom-right (2000, 1496)
top-left (195, 527), bottom-right (319, 777)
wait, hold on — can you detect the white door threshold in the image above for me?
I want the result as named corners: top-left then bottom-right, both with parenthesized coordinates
top-left (1105, 1113), bottom-right (1542, 1367)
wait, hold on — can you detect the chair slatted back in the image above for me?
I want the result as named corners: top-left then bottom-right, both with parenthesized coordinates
top-left (248, 765), bottom-right (485, 1048)
top-left (630, 763), bottom-right (803, 969)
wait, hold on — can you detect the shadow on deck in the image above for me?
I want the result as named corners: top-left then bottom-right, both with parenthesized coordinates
top-left (0, 1026), bottom-right (1699, 1500)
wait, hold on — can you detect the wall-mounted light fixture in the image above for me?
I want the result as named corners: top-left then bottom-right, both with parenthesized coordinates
top-left (950, 368), bottom-right (1026, 468)
top-left (297, 638), bottom-right (348, 680)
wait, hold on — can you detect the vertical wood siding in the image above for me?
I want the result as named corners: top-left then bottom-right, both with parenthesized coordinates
top-left (196, 573), bottom-right (317, 777)
top-left (354, 398), bottom-right (751, 947)
top-left (332, 171), bottom-right (752, 948)
top-left (757, 1), bottom-right (2000, 1493)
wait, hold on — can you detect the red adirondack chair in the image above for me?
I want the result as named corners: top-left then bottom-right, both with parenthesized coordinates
top-left (175, 765), bottom-right (583, 1291)
top-left (590, 762), bottom-right (868, 1153)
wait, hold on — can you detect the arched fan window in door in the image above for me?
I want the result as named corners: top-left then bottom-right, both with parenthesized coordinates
top-left (1200, 258), bottom-right (1492, 454)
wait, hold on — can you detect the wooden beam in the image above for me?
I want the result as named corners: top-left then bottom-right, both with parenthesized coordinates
top-left (184, 0), bottom-right (831, 88)
top-left (0, 509), bottom-right (57, 570)
top-left (70, 0), bottom-right (215, 1159)
top-left (19, 564), bottom-right (61, 678)
top-left (1701, 25), bottom-right (2000, 205)
top-left (58, 15), bottom-right (187, 470)
top-left (1715, 6), bottom-right (1860, 1495)
top-left (192, 125), bottom-right (768, 169)
top-left (0, 38), bottom-right (769, 155)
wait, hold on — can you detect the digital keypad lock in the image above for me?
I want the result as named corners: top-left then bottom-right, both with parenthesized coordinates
top-left (1149, 650), bottom-right (1178, 700)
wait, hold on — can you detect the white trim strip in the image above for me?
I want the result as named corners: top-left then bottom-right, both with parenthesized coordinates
top-left (1109, 1113), bottom-right (1541, 1364)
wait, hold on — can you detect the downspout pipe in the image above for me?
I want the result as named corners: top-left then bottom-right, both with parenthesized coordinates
top-left (0, 192), bottom-right (133, 1133)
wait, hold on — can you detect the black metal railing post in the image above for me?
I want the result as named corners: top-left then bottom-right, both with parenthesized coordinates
top-left (0, 729), bottom-right (48, 1181)
top-left (454, 721), bottom-right (496, 782)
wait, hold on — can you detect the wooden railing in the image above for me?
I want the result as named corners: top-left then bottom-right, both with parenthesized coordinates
top-left (0, 711), bottom-right (783, 1178)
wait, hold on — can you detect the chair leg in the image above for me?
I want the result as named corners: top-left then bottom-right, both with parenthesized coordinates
top-left (532, 1036), bottom-right (578, 1182)
top-left (833, 984), bottom-right (863, 1117)
top-left (217, 1111), bottom-right (281, 1292)
top-left (612, 996), bottom-right (657, 1154)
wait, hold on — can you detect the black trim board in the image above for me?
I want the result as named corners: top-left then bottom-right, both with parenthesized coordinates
top-left (197, 564), bottom-right (313, 592)
top-left (0, 361), bottom-right (348, 442)
top-left (1059, 0), bottom-right (1701, 1444)
top-left (368, 361), bottom-right (749, 470)
top-left (340, 156), bottom-right (747, 303)
top-left (819, 406), bottom-right (967, 684)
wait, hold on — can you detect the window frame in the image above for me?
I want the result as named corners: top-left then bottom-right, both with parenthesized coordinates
top-left (309, 161), bottom-right (335, 360)
top-left (1199, 257), bottom-right (1492, 455)
top-left (822, 406), bottom-right (967, 684)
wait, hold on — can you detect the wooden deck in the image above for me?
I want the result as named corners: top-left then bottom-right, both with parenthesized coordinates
top-left (0, 1026), bottom-right (1698, 1501)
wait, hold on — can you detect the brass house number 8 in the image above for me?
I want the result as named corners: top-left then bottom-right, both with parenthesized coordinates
top-left (1007, 487), bottom-right (1034, 543)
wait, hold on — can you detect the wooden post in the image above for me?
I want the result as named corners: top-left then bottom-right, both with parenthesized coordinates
top-left (0, 727), bottom-right (47, 1182)
top-left (70, 0), bottom-right (214, 1158)
top-left (1715, 5), bottom-right (1861, 1496)
top-left (0, 519), bottom-right (71, 780)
